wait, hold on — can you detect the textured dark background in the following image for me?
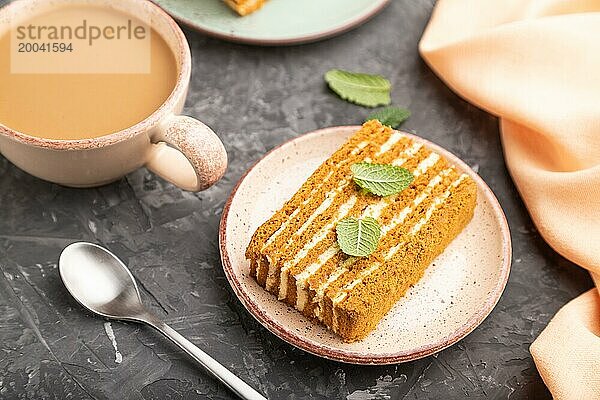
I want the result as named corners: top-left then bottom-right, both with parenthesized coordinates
top-left (0, 1), bottom-right (593, 399)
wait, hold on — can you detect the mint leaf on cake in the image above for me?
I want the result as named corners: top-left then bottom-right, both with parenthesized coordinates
top-left (366, 107), bottom-right (411, 128)
top-left (351, 162), bottom-right (414, 197)
top-left (336, 217), bottom-right (381, 257)
top-left (324, 69), bottom-right (391, 107)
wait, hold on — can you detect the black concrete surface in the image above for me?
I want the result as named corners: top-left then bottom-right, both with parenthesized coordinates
top-left (0, 1), bottom-right (593, 399)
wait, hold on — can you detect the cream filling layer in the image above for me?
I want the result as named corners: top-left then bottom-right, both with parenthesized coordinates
top-left (265, 179), bottom-right (351, 291)
top-left (362, 152), bottom-right (437, 220)
top-left (277, 161), bottom-right (446, 294)
top-left (328, 168), bottom-right (453, 307)
top-left (263, 137), bottom-right (414, 262)
top-left (295, 245), bottom-right (339, 311)
top-left (261, 171), bottom-right (333, 250)
top-left (290, 181), bottom-right (350, 241)
top-left (279, 196), bottom-right (357, 300)
top-left (330, 173), bottom-right (468, 332)
top-left (375, 131), bottom-right (404, 156)
top-left (312, 257), bottom-right (358, 318)
top-left (262, 139), bottom-right (370, 286)
top-left (291, 146), bottom-right (432, 310)
top-left (259, 134), bottom-right (412, 284)
top-left (323, 167), bottom-right (452, 305)
top-left (301, 158), bottom-right (448, 316)
top-left (386, 174), bottom-right (469, 259)
top-left (261, 140), bottom-right (370, 252)
top-left (391, 143), bottom-right (422, 166)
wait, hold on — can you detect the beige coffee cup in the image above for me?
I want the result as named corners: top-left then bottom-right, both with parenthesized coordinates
top-left (0, 0), bottom-right (227, 192)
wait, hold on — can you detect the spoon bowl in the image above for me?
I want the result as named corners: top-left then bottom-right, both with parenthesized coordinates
top-left (59, 242), bottom-right (145, 320)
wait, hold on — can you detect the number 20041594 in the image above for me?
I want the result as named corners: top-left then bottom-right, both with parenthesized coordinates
top-left (17, 42), bottom-right (73, 52)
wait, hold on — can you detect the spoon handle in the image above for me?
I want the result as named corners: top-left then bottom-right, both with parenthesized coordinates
top-left (143, 314), bottom-right (266, 400)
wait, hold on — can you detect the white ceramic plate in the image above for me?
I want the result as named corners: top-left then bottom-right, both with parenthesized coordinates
top-left (153, 0), bottom-right (390, 45)
top-left (219, 126), bottom-right (511, 364)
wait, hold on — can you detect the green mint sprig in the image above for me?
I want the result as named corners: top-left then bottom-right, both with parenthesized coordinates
top-left (351, 162), bottom-right (414, 197)
top-left (336, 216), bottom-right (381, 257)
top-left (366, 107), bottom-right (410, 128)
top-left (324, 69), bottom-right (391, 108)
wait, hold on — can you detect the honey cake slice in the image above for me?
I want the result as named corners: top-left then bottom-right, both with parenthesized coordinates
top-left (246, 120), bottom-right (477, 342)
top-left (223, 0), bottom-right (267, 16)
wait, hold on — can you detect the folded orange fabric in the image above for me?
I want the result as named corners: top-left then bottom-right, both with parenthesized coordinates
top-left (531, 289), bottom-right (600, 398)
top-left (419, 1), bottom-right (600, 398)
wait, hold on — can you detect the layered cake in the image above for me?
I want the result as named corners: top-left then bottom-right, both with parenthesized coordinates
top-left (223, 0), bottom-right (267, 16)
top-left (246, 120), bottom-right (477, 342)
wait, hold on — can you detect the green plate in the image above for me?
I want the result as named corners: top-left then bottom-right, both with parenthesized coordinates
top-left (153, 0), bottom-right (390, 45)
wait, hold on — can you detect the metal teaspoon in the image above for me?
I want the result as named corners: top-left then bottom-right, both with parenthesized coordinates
top-left (58, 242), bottom-right (266, 400)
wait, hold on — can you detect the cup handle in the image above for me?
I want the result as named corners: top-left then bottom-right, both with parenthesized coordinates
top-left (146, 115), bottom-right (227, 191)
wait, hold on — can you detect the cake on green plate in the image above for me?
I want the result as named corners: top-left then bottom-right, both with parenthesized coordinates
top-left (223, 0), bottom-right (267, 16)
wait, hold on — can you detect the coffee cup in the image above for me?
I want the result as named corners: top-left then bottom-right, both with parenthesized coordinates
top-left (0, 0), bottom-right (227, 191)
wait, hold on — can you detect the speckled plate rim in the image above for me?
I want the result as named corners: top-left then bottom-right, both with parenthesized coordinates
top-left (152, 0), bottom-right (391, 46)
top-left (219, 126), bottom-right (512, 364)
